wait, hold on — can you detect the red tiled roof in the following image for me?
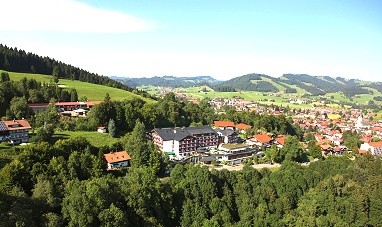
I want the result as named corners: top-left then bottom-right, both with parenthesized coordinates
top-left (320, 144), bottom-right (332, 150)
top-left (104, 151), bottom-right (131, 164)
top-left (369, 141), bottom-right (382, 148)
top-left (214, 121), bottom-right (235, 128)
top-left (235, 123), bottom-right (252, 130)
top-left (275, 136), bottom-right (286, 145)
top-left (254, 134), bottom-right (272, 143)
top-left (86, 101), bottom-right (102, 106)
top-left (55, 102), bottom-right (84, 106)
top-left (3, 120), bottom-right (32, 131)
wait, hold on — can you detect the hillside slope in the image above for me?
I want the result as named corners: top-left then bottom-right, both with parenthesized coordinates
top-left (113, 75), bottom-right (222, 88)
top-left (214, 73), bottom-right (382, 97)
top-left (0, 44), bottom-right (151, 99)
top-left (4, 70), bottom-right (153, 102)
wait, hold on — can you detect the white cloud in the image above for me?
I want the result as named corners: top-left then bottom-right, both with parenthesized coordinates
top-left (0, 0), bottom-right (155, 33)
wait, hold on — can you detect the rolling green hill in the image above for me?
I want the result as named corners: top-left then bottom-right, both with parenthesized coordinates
top-left (4, 70), bottom-right (153, 102)
top-left (214, 73), bottom-right (382, 98)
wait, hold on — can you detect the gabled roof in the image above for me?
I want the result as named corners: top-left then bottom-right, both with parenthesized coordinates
top-left (369, 141), bottom-right (382, 148)
top-left (104, 151), bottom-right (131, 164)
top-left (275, 136), bottom-right (286, 145)
top-left (186, 125), bottom-right (217, 135)
top-left (153, 126), bottom-right (216, 141)
top-left (216, 128), bottom-right (236, 136)
top-left (253, 134), bottom-right (272, 143)
top-left (320, 144), bottom-right (332, 150)
top-left (236, 123), bottom-right (252, 130)
top-left (3, 120), bottom-right (32, 131)
top-left (214, 121), bottom-right (235, 128)
top-left (55, 102), bottom-right (84, 106)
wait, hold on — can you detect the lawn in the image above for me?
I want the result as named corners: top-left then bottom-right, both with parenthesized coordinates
top-left (376, 110), bottom-right (382, 121)
top-left (5, 71), bottom-right (153, 102)
top-left (53, 131), bottom-right (120, 147)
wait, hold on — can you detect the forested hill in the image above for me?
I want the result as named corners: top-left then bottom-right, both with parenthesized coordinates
top-left (214, 73), bottom-right (382, 97)
top-left (112, 75), bottom-right (222, 88)
top-left (0, 44), bottom-right (150, 98)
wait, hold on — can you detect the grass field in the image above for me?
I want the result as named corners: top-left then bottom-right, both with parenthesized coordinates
top-left (53, 131), bottom-right (120, 147)
top-left (376, 110), bottom-right (382, 121)
top-left (5, 70), bottom-right (153, 102)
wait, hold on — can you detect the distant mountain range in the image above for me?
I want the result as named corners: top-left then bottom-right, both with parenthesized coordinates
top-left (111, 75), bottom-right (222, 88)
top-left (116, 73), bottom-right (382, 98)
top-left (215, 73), bottom-right (382, 97)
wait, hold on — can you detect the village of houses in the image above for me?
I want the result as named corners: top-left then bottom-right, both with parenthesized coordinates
top-left (1, 95), bottom-right (382, 171)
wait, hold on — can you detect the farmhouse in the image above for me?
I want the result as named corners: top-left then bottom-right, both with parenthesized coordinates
top-left (214, 121), bottom-right (235, 130)
top-left (359, 141), bottom-right (382, 156)
top-left (250, 133), bottom-right (273, 147)
top-left (104, 151), bottom-right (131, 170)
top-left (0, 119), bottom-right (32, 144)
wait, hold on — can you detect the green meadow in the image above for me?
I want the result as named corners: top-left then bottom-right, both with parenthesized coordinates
top-left (5, 71), bottom-right (153, 102)
top-left (53, 131), bottom-right (120, 147)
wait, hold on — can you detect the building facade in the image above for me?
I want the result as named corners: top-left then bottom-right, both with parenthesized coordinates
top-left (0, 120), bottom-right (32, 144)
top-left (151, 126), bottom-right (218, 156)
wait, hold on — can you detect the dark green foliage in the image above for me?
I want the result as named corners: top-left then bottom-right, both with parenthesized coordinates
top-left (0, 72), bottom-right (10, 82)
top-left (1, 140), bottom-right (382, 226)
top-left (108, 119), bottom-right (116, 138)
top-left (283, 73), bottom-right (370, 97)
top-left (284, 87), bottom-right (297, 93)
top-left (0, 44), bottom-right (152, 98)
top-left (115, 75), bottom-right (221, 88)
top-left (32, 124), bottom-right (55, 143)
top-left (215, 73), bottom-right (279, 92)
top-left (0, 76), bottom-right (78, 118)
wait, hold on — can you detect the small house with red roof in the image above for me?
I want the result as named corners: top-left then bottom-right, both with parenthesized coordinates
top-left (104, 151), bottom-right (131, 170)
top-left (274, 135), bottom-right (286, 148)
top-left (235, 123), bottom-right (252, 133)
top-left (252, 133), bottom-right (273, 147)
top-left (214, 121), bottom-right (235, 130)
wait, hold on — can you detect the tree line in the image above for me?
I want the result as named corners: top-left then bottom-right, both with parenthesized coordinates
top-left (1, 131), bottom-right (381, 226)
top-left (0, 44), bottom-right (152, 99)
top-left (0, 73), bottom-right (78, 118)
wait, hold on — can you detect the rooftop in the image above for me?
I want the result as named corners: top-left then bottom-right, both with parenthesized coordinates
top-left (104, 151), bottom-right (131, 164)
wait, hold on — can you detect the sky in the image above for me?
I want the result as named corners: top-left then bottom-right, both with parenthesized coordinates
top-left (0, 0), bottom-right (381, 81)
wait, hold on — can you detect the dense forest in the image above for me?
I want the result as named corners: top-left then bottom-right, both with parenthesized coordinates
top-left (0, 44), bottom-right (152, 99)
top-left (24, 92), bottom-right (301, 138)
top-left (0, 72), bottom-right (78, 117)
top-left (1, 132), bottom-right (381, 226)
top-left (215, 74), bottom-right (280, 92)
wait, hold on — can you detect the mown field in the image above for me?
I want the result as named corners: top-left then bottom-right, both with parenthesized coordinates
top-left (5, 71), bottom-right (153, 102)
top-left (177, 85), bottom-right (382, 109)
top-left (52, 131), bottom-right (120, 147)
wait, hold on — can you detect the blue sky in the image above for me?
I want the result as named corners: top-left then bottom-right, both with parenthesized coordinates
top-left (1, 0), bottom-right (381, 81)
